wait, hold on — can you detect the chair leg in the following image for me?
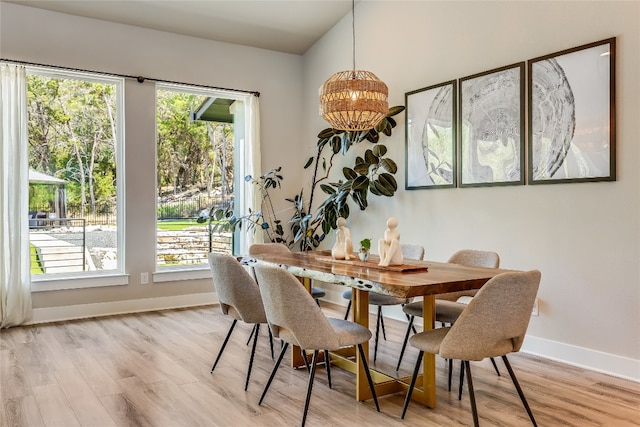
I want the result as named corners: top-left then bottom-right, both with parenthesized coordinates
top-left (458, 360), bottom-right (464, 400)
top-left (401, 350), bottom-right (424, 419)
top-left (268, 326), bottom-right (274, 360)
top-left (301, 350), bottom-right (319, 427)
top-left (374, 308), bottom-right (381, 362)
top-left (324, 350), bottom-right (332, 389)
top-left (357, 344), bottom-right (380, 412)
top-left (379, 306), bottom-right (387, 340)
top-left (246, 323), bottom-right (257, 346)
top-left (502, 355), bottom-right (537, 426)
top-left (259, 342), bottom-right (289, 405)
top-left (211, 319), bottom-right (237, 373)
top-left (490, 357), bottom-right (501, 376)
top-left (464, 360), bottom-right (480, 427)
top-left (396, 315), bottom-right (414, 371)
top-left (447, 358), bottom-right (453, 392)
top-left (245, 323), bottom-right (260, 391)
top-left (344, 300), bottom-right (352, 320)
top-left (301, 349), bottom-right (311, 372)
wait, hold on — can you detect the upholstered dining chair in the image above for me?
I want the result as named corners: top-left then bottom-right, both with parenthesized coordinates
top-left (254, 264), bottom-right (380, 427)
top-left (208, 252), bottom-right (273, 391)
top-left (342, 243), bottom-right (425, 362)
top-left (396, 249), bottom-right (500, 376)
top-left (401, 270), bottom-right (541, 427)
top-left (249, 243), bottom-right (326, 305)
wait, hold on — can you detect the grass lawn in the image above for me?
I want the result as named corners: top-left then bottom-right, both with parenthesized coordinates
top-left (157, 219), bottom-right (229, 231)
top-left (30, 244), bottom-right (43, 274)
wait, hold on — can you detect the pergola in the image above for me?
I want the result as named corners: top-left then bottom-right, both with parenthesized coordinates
top-left (28, 169), bottom-right (67, 219)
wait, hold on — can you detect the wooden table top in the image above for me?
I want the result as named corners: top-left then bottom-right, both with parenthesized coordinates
top-left (247, 250), bottom-right (514, 299)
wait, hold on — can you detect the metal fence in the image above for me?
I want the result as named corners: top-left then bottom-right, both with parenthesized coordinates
top-left (29, 218), bottom-right (87, 274)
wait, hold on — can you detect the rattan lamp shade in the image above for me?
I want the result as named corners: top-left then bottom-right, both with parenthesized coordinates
top-left (319, 70), bottom-right (389, 131)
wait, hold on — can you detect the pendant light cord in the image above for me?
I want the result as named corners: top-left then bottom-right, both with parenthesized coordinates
top-left (352, 0), bottom-right (356, 72)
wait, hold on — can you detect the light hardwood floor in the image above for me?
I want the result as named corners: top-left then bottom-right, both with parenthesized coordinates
top-left (1, 303), bottom-right (639, 427)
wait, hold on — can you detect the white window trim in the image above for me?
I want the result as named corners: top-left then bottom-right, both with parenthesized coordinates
top-left (27, 66), bottom-right (126, 290)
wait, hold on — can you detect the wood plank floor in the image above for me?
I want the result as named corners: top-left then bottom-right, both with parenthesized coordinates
top-left (1, 303), bottom-right (639, 427)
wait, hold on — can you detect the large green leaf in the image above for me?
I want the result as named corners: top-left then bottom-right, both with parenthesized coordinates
top-left (343, 167), bottom-right (357, 180)
top-left (373, 144), bottom-right (387, 157)
top-left (352, 175), bottom-right (369, 191)
top-left (320, 184), bottom-right (336, 195)
top-left (380, 158), bottom-right (398, 174)
top-left (364, 149), bottom-right (378, 165)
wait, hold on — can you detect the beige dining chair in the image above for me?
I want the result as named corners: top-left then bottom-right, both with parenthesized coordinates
top-left (254, 264), bottom-right (380, 427)
top-left (249, 243), bottom-right (326, 305)
top-left (401, 270), bottom-right (541, 427)
top-left (208, 252), bottom-right (273, 391)
top-left (342, 243), bottom-right (425, 362)
top-left (396, 249), bottom-right (500, 378)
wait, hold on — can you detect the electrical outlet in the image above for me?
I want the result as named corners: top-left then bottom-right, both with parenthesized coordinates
top-left (141, 272), bottom-right (149, 284)
top-left (531, 298), bottom-right (539, 316)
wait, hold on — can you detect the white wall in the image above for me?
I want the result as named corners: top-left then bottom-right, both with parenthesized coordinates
top-left (0, 3), bottom-right (308, 310)
top-left (303, 1), bottom-right (639, 380)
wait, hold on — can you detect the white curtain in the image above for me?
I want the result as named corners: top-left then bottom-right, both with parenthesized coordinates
top-left (241, 94), bottom-right (263, 252)
top-left (0, 63), bottom-right (32, 328)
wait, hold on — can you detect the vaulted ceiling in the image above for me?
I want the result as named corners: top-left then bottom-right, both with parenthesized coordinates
top-left (2, 0), bottom-right (354, 55)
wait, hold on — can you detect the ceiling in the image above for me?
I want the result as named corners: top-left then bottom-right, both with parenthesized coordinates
top-left (1, 0), bottom-right (355, 55)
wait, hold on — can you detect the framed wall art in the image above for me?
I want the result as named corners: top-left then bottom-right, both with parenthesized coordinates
top-left (405, 80), bottom-right (457, 189)
top-left (459, 62), bottom-right (525, 187)
top-left (528, 37), bottom-right (616, 184)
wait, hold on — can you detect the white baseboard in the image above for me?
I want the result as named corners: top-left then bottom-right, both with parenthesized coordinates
top-left (521, 335), bottom-right (640, 382)
top-left (29, 292), bottom-right (218, 324)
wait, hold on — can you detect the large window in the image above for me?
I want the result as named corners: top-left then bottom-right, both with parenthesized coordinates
top-left (155, 84), bottom-right (246, 271)
top-left (26, 68), bottom-right (124, 282)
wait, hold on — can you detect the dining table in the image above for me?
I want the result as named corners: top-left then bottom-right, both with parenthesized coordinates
top-left (247, 249), bottom-right (514, 408)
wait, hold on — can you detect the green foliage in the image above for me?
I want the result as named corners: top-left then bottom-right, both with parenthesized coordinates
top-left (209, 106), bottom-right (406, 251)
top-left (289, 106), bottom-right (405, 250)
top-left (359, 238), bottom-right (372, 251)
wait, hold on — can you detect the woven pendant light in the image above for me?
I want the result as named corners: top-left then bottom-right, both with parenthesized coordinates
top-left (319, 1), bottom-right (388, 131)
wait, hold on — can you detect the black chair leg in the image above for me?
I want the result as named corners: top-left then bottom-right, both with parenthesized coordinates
top-left (396, 315), bottom-right (414, 371)
top-left (301, 350), bottom-right (319, 427)
top-left (259, 342), bottom-right (289, 405)
top-left (490, 357), bottom-right (501, 376)
top-left (464, 361), bottom-right (479, 427)
top-left (301, 349), bottom-right (311, 372)
top-left (502, 355), bottom-right (537, 426)
top-left (245, 323), bottom-right (260, 391)
top-left (357, 344), bottom-right (380, 412)
top-left (324, 350), bottom-right (332, 389)
top-left (344, 300), bottom-right (352, 320)
top-left (447, 358), bottom-right (453, 392)
top-left (379, 306), bottom-right (387, 340)
top-left (211, 319), bottom-right (237, 373)
top-left (246, 323), bottom-right (257, 345)
top-left (268, 327), bottom-right (274, 360)
top-left (374, 308), bottom-right (382, 362)
top-left (458, 360), bottom-right (465, 400)
top-left (401, 350), bottom-right (423, 419)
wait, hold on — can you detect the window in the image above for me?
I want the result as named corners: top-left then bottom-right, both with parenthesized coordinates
top-left (26, 68), bottom-right (125, 285)
top-left (155, 84), bottom-right (248, 272)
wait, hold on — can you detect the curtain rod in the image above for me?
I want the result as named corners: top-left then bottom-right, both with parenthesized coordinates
top-left (0, 58), bottom-right (260, 97)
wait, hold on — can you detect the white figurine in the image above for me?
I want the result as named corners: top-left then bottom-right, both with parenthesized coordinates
top-left (378, 217), bottom-right (403, 266)
top-left (331, 217), bottom-right (353, 260)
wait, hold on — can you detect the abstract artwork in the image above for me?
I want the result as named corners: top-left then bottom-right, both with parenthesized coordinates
top-left (528, 38), bottom-right (616, 184)
top-left (405, 80), bottom-right (456, 189)
top-left (459, 63), bottom-right (525, 187)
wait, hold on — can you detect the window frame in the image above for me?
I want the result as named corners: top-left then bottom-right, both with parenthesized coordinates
top-left (27, 66), bottom-right (127, 291)
top-left (153, 83), bottom-right (248, 276)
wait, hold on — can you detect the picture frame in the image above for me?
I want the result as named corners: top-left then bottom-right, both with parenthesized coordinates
top-left (458, 62), bottom-right (525, 187)
top-left (405, 80), bottom-right (457, 190)
top-left (528, 38), bottom-right (616, 184)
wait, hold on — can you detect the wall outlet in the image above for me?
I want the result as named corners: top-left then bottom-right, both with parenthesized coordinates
top-left (531, 298), bottom-right (539, 316)
top-left (141, 272), bottom-right (149, 284)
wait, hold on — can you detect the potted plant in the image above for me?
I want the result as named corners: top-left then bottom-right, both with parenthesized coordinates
top-left (359, 238), bottom-right (371, 261)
